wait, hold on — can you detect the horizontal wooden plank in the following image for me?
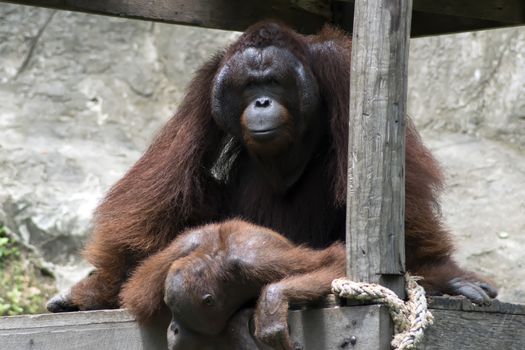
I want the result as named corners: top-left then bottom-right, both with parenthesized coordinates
top-left (339, 0), bottom-right (525, 24)
top-left (0, 310), bottom-right (167, 350)
top-left (0, 309), bottom-right (134, 330)
top-left (413, 0), bottom-right (525, 24)
top-left (290, 299), bottom-right (525, 350)
top-left (290, 298), bottom-right (525, 350)
top-left (333, 3), bottom-right (521, 37)
top-left (0, 0), bottom-right (327, 33)
top-left (428, 296), bottom-right (525, 315)
top-left (2, 298), bottom-right (525, 349)
top-left (1, 0), bottom-right (524, 36)
top-left (420, 309), bottom-right (525, 350)
top-left (409, 10), bottom-right (514, 36)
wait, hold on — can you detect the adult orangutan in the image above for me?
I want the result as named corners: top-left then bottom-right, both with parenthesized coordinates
top-left (48, 20), bottom-right (497, 339)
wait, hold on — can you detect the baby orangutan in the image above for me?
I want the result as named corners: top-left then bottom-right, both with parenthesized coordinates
top-left (120, 219), bottom-right (345, 350)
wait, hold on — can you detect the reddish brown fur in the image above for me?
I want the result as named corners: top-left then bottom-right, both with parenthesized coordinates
top-left (121, 219), bottom-right (345, 348)
top-left (53, 21), bottom-right (495, 318)
top-left (69, 55), bottom-right (227, 309)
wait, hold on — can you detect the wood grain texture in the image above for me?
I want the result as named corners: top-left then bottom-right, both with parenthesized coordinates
top-left (290, 301), bottom-right (525, 350)
top-left (2, 300), bottom-right (525, 349)
top-left (339, 0), bottom-right (525, 24)
top-left (346, 0), bottom-right (412, 294)
top-left (412, 0), bottom-right (525, 24)
top-left (0, 310), bottom-right (167, 350)
top-left (422, 297), bottom-right (525, 349)
top-left (1, 0), bottom-right (523, 36)
top-left (428, 296), bottom-right (525, 315)
top-left (289, 304), bottom-right (393, 350)
top-left (0, 0), bottom-right (327, 33)
top-left (420, 309), bottom-right (525, 350)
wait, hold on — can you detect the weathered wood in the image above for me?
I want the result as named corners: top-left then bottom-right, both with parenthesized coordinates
top-left (338, 0), bottom-right (525, 24)
top-left (343, 3), bottom-right (412, 349)
top-left (2, 299), bottom-right (525, 349)
top-left (0, 310), bottom-right (167, 350)
top-left (420, 311), bottom-right (525, 349)
top-left (412, 0), bottom-right (525, 24)
top-left (0, 0), bottom-right (327, 33)
top-left (2, 0), bottom-right (524, 36)
top-left (289, 304), bottom-right (392, 350)
top-left (333, 3), bottom-right (519, 37)
top-left (423, 297), bottom-right (525, 349)
top-left (421, 311), bottom-right (525, 350)
top-left (409, 11), bottom-right (514, 37)
top-left (293, 0), bottom-right (332, 18)
top-left (346, 0), bottom-right (411, 296)
top-left (289, 299), bottom-right (525, 350)
top-left (428, 296), bottom-right (525, 315)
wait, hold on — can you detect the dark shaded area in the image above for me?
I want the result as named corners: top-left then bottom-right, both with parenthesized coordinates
top-left (1, 0), bottom-right (523, 36)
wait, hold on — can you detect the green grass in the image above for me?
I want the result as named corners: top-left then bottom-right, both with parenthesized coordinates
top-left (0, 225), bottom-right (57, 316)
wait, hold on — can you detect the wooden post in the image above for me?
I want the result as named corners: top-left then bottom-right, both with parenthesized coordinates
top-left (346, 0), bottom-right (412, 298)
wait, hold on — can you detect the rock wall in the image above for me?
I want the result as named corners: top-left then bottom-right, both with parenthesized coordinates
top-left (0, 4), bottom-right (523, 301)
top-left (408, 30), bottom-right (525, 302)
top-left (0, 4), bottom-right (239, 288)
top-left (408, 28), bottom-right (525, 149)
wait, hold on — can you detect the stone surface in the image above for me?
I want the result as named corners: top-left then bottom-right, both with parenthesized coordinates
top-left (0, 4), bottom-right (239, 289)
top-left (407, 28), bottom-right (525, 303)
top-left (0, 4), bottom-right (523, 302)
top-left (423, 132), bottom-right (525, 303)
top-left (408, 28), bottom-right (525, 149)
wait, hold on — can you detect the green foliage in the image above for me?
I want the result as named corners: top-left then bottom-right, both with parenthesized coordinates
top-left (0, 225), bottom-right (57, 316)
top-left (0, 225), bottom-right (20, 261)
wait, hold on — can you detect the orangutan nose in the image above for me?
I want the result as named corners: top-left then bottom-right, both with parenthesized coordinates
top-left (254, 97), bottom-right (271, 108)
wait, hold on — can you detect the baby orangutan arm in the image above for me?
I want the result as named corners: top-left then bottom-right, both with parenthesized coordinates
top-left (253, 251), bottom-right (346, 350)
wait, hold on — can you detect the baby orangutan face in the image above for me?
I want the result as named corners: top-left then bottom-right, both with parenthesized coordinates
top-left (165, 309), bottom-right (263, 350)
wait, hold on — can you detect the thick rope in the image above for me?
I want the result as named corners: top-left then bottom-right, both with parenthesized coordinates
top-left (331, 274), bottom-right (433, 350)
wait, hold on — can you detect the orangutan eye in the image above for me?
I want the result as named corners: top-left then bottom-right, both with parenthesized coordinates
top-left (202, 293), bottom-right (215, 306)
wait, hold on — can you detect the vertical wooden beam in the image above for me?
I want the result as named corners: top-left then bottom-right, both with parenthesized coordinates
top-left (346, 0), bottom-right (412, 296)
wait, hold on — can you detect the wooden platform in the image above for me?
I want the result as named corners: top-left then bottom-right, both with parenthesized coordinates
top-left (1, 297), bottom-right (524, 350)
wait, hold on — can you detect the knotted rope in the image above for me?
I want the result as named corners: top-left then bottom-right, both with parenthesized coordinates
top-left (332, 274), bottom-right (433, 350)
